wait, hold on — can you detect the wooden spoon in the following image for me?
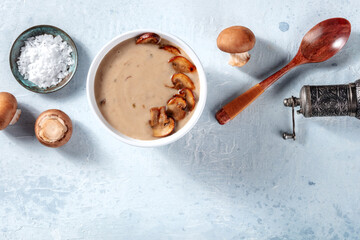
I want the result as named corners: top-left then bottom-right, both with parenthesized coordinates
top-left (216, 18), bottom-right (351, 125)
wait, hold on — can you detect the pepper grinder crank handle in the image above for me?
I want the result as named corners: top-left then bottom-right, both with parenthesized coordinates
top-left (283, 80), bottom-right (360, 140)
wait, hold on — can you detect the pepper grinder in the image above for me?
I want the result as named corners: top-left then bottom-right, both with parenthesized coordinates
top-left (283, 80), bottom-right (360, 140)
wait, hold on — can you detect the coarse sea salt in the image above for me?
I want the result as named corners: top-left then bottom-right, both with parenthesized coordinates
top-left (17, 34), bottom-right (74, 89)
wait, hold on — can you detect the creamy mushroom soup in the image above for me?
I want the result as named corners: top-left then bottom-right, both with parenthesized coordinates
top-left (95, 38), bottom-right (199, 140)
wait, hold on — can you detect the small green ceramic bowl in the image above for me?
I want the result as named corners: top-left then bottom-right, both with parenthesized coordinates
top-left (9, 25), bottom-right (78, 93)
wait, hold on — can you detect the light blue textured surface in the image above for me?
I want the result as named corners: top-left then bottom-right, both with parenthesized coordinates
top-left (1, 0), bottom-right (360, 239)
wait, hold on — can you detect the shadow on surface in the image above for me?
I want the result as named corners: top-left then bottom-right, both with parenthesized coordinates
top-left (208, 71), bottom-right (255, 115)
top-left (57, 121), bottom-right (97, 163)
top-left (239, 37), bottom-right (290, 80)
top-left (156, 67), bottom-right (292, 196)
top-left (210, 84), bottom-right (253, 116)
top-left (311, 116), bottom-right (360, 140)
top-left (157, 31), bottom-right (360, 196)
top-left (3, 103), bottom-right (37, 140)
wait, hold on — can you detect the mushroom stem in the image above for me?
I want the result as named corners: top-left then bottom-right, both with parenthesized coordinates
top-left (38, 115), bottom-right (68, 143)
top-left (35, 109), bottom-right (72, 148)
top-left (9, 109), bottom-right (21, 125)
top-left (229, 52), bottom-right (250, 67)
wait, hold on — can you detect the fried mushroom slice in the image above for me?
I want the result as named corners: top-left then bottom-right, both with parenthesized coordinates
top-left (136, 33), bottom-right (161, 44)
top-left (178, 88), bottom-right (196, 111)
top-left (166, 96), bottom-right (187, 121)
top-left (171, 73), bottom-right (195, 90)
top-left (159, 45), bottom-right (181, 55)
top-left (149, 107), bottom-right (160, 127)
top-left (150, 107), bottom-right (175, 137)
top-left (169, 56), bottom-right (196, 73)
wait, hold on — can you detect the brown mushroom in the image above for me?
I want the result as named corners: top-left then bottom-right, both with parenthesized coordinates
top-left (136, 33), bottom-right (161, 44)
top-left (166, 96), bottom-right (187, 121)
top-left (171, 73), bottom-right (195, 90)
top-left (169, 56), bottom-right (196, 73)
top-left (160, 45), bottom-right (181, 55)
top-left (149, 107), bottom-right (175, 137)
top-left (0, 92), bottom-right (21, 130)
top-left (217, 26), bottom-right (256, 67)
top-left (178, 88), bottom-right (196, 111)
top-left (35, 109), bottom-right (72, 148)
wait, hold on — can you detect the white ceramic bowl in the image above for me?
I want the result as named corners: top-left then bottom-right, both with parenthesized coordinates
top-left (87, 29), bottom-right (207, 147)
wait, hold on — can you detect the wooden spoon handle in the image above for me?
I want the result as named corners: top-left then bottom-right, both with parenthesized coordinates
top-left (216, 83), bottom-right (264, 124)
top-left (216, 59), bottom-right (300, 125)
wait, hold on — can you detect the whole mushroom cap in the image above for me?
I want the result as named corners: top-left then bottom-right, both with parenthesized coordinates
top-left (35, 109), bottom-right (72, 148)
top-left (0, 92), bottom-right (18, 130)
top-left (217, 26), bottom-right (256, 53)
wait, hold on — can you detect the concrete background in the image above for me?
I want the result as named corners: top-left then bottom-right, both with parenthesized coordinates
top-left (0, 0), bottom-right (360, 239)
